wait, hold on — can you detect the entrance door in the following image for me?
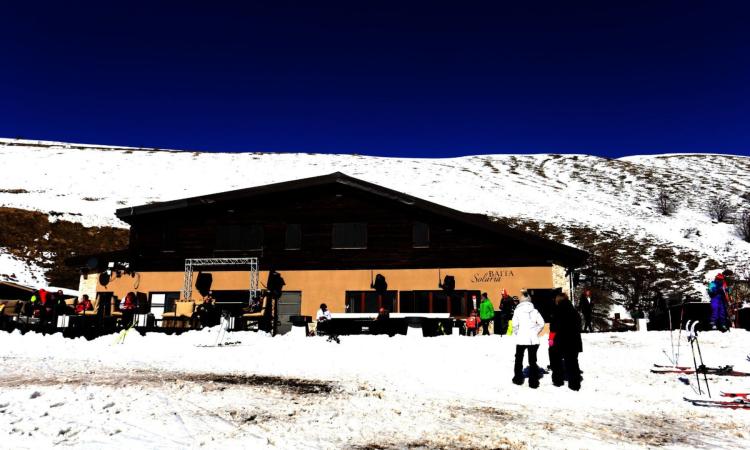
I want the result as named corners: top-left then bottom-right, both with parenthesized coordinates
top-left (277, 292), bottom-right (301, 335)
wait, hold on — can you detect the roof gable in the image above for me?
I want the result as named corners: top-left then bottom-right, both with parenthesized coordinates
top-left (116, 172), bottom-right (587, 266)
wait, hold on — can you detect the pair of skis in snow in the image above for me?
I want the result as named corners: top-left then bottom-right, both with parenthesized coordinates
top-left (651, 364), bottom-right (750, 377)
top-left (684, 392), bottom-right (750, 409)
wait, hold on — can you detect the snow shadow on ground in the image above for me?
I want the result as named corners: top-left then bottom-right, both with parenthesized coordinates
top-left (0, 370), bottom-right (336, 396)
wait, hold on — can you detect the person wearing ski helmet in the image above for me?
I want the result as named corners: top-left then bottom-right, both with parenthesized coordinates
top-left (707, 270), bottom-right (732, 332)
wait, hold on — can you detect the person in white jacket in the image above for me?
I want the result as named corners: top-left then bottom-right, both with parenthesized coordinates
top-left (511, 291), bottom-right (545, 388)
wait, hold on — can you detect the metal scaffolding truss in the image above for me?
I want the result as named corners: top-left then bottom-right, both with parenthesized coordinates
top-left (182, 257), bottom-right (259, 301)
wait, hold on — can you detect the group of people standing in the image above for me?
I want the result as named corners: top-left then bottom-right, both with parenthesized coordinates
top-left (465, 291), bottom-right (517, 336)
top-left (511, 291), bottom-right (583, 391)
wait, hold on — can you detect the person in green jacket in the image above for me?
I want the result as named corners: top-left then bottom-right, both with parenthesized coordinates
top-left (479, 292), bottom-right (495, 335)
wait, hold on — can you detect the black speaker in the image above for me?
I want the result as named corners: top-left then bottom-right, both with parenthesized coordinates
top-left (371, 274), bottom-right (387, 294)
top-left (440, 275), bottom-right (455, 292)
top-left (98, 272), bottom-right (110, 287)
top-left (267, 270), bottom-right (285, 299)
top-left (195, 272), bottom-right (213, 296)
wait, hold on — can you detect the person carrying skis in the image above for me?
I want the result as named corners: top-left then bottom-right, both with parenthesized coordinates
top-left (479, 292), bottom-right (495, 335)
top-left (707, 270), bottom-right (732, 332)
top-left (578, 289), bottom-right (594, 333)
top-left (549, 293), bottom-right (583, 391)
top-left (511, 293), bottom-right (545, 388)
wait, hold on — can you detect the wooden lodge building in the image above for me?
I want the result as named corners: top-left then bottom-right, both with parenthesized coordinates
top-left (72, 172), bottom-right (587, 332)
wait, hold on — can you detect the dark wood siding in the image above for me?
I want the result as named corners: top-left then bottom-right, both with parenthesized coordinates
top-left (128, 184), bottom-right (559, 271)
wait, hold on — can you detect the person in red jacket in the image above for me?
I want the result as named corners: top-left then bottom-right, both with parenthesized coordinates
top-left (465, 310), bottom-right (479, 336)
top-left (119, 292), bottom-right (137, 326)
top-left (75, 294), bottom-right (93, 314)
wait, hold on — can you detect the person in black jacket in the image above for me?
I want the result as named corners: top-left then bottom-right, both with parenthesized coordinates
top-left (498, 289), bottom-right (516, 335)
top-left (578, 289), bottom-right (594, 333)
top-left (549, 293), bottom-right (583, 391)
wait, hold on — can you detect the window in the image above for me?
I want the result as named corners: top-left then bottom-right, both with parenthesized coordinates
top-left (332, 222), bottom-right (367, 249)
top-left (398, 290), bottom-right (481, 315)
top-left (412, 222), bottom-right (429, 248)
top-left (162, 221), bottom-right (177, 251)
top-left (216, 225), bottom-right (263, 250)
top-left (345, 291), bottom-right (396, 313)
top-left (149, 292), bottom-right (181, 317)
top-left (285, 224), bottom-right (302, 250)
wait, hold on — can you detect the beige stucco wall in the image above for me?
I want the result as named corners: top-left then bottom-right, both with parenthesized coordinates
top-left (77, 273), bottom-right (99, 301)
top-left (92, 266), bottom-right (558, 317)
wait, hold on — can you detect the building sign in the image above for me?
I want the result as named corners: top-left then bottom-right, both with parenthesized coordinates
top-left (471, 270), bottom-right (515, 283)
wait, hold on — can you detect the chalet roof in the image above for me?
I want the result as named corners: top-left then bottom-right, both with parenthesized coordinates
top-left (116, 172), bottom-right (587, 266)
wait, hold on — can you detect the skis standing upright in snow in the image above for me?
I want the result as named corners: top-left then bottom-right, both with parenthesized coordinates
top-left (687, 320), bottom-right (711, 397)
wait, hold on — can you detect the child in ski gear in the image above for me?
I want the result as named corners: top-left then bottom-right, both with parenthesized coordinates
top-left (465, 310), bottom-right (479, 336)
top-left (479, 292), bottom-right (495, 335)
top-left (707, 271), bottom-right (732, 331)
top-left (549, 293), bottom-right (583, 391)
top-left (578, 289), bottom-right (594, 333)
top-left (511, 292), bottom-right (545, 388)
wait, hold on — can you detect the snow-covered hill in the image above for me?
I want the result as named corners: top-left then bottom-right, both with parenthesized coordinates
top-left (1, 138), bottom-right (748, 294)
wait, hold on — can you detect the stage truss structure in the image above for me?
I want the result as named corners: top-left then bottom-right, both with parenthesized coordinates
top-left (182, 257), bottom-right (259, 301)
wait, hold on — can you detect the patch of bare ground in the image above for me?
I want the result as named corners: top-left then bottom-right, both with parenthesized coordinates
top-left (0, 369), bottom-right (335, 395)
top-left (550, 412), bottom-right (741, 449)
top-left (349, 438), bottom-right (522, 450)
top-left (457, 406), bottom-right (518, 421)
top-left (0, 206), bottom-right (128, 287)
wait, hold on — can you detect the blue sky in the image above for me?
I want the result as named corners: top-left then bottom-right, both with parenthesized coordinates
top-left (2, 1), bottom-right (748, 157)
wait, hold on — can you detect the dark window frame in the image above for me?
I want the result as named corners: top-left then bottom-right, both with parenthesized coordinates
top-left (345, 290), bottom-right (397, 313)
top-left (149, 291), bottom-right (181, 313)
top-left (412, 221), bottom-right (430, 248)
top-left (285, 224), bottom-right (302, 250)
top-left (215, 224), bottom-right (264, 251)
top-left (398, 290), bottom-right (481, 315)
top-left (332, 222), bottom-right (367, 249)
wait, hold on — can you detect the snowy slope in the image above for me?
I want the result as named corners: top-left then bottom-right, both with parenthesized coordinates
top-left (1, 138), bottom-right (748, 287)
top-left (2, 329), bottom-right (749, 449)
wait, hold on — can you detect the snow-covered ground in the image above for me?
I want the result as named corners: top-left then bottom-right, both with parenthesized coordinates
top-left (2, 329), bottom-right (749, 449)
top-left (0, 249), bottom-right (47, 286)
top-left (1, 138), bottom-right (749, 292)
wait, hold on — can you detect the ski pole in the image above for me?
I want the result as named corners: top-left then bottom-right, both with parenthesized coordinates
top-left (687, 321), bottom-right (702, 395)
top-left (675, 304), bottom-right (684, 366)
top-left (692, 321), bottom-right (711, 398)
top-left (668, 306), bottom-right (675, 365)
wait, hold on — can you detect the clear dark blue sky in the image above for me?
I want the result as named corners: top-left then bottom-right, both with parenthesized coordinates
top-left (2, 1), bottom-right (748, 157)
